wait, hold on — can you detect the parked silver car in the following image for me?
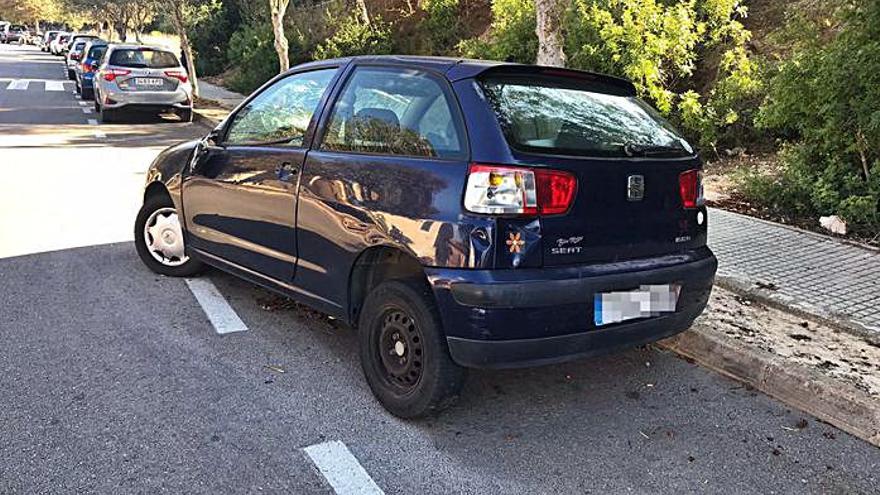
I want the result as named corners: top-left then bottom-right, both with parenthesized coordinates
top-left (50, 33), bottom-right (70, 55)
top-left (93, 44), bottom-right (193, 123)
top-left (66, 40), bottom-right (88, 80)
top-left (41, 31), bottom-right (61, 52)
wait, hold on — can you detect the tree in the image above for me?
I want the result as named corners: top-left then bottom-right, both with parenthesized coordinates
top-left (356, 0), bottom-right (371, 26)
top-left (162, 0), bottom-right (201, 97)
top-left (534, 0), bottom-right (565, 66)
top-left (268, 0), bottom-right (290, 72)
top-left (131, 0), bottom-right (157, 43)
top-left (0, 0), bottom-right (64, 31)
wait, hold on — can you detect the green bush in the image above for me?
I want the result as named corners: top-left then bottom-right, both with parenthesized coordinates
top-left (225, 24), bottom-right (280, 94)
top-left (189, 1), bottom-right (238, 76)
top-left (421, 0), bottom-right (462, 54)
top-left (459, 0), bottom-right (536, 63)
top-left (753, 1), bottom-right (880, 234)
top-left (314, 14), bottom-right (393, 60)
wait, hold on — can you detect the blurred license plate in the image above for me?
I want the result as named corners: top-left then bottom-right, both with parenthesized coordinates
top-left (135, 78), bottom-right (163, 86)
top-left (594, 284), bottom-right (681, 326)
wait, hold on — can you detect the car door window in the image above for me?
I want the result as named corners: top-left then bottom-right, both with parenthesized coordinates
top-left (225, 68), bottom-right (338, 147)
top-left (319, 67), bottom-right (466, 159)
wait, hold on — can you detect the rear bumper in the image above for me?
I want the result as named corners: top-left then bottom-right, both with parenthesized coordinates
top-left (102, 87), bottom-right (191, 109)
top-left (427, 248), bottom-right (717, 368)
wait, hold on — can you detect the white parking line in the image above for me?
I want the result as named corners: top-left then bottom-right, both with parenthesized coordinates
top-left (45, 80), bottom-right (65, 91)
top-left (81, 108), bottom-right (92, 114)
top-left (184, 278), bottom-right (248, 335)
top-left (78, 101), bottom-right (88, 106)
top-left (303, 441), bottom-right (384, 495)
top-left (7, 79), bottom-right (29, 90)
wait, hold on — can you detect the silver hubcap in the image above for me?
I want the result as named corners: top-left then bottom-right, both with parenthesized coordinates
top-left (144, 207), bottom-right (188, 266)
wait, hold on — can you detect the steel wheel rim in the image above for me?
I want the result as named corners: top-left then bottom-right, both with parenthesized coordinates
top-left (144, 207), bottom-right (188, 267)
top-left (377, 308), bottom-right (424, 392)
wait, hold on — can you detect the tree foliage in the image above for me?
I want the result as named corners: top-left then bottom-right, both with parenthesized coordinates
top-left (313, 11), bottom-right (393, 60)
top-left (746, 1), bottom-right (880, 233)
top-left (462, 0), bottom-right (760, 149)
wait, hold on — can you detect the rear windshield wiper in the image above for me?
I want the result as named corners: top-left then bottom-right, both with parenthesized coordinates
top-left (622, 143), bottom-right (688, 157)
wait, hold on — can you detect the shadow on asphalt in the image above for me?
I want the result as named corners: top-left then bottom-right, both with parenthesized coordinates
top-left (0, 121), bottom-right (208, 149)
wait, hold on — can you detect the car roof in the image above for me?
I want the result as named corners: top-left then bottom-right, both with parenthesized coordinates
top-left (107, 44), bottom-right (174, 51)
top-left (291, 55), bottom-right (636, 96)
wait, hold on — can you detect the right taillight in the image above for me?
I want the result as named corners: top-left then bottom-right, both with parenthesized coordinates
top-left (464, 164), bottom-right (577, 216)
top-left (679, 169), bottom-right (704, 209)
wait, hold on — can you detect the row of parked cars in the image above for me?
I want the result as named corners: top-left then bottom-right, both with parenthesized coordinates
top-left (39, 30), bottom-right (194, 123)
top-left (0, 22), bottom-right (39, 44)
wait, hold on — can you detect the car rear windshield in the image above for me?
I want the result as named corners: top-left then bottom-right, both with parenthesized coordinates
top-left (109, 49), bottom-right (179, 69)
top-left (479, 75), bottom-right (694, 158)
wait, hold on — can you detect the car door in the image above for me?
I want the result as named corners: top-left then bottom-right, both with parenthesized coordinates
top-left (182, 66), bottom-right (341, 283)
top-left (295, 65), bottom-right (471, 307)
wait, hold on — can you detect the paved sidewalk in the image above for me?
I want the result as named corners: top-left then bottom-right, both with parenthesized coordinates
top-left (197, 80), bottom-right (245, 109)
top-left (709, 208), bottom-right (880, 339)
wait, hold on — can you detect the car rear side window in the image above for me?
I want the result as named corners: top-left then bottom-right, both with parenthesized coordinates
top-left (319, 67), bottom-right (466, 159)
top-left (225, 68), bottom-right (338, 147)
top-left (479, 76), bottom-right (693, 158)
top-left (109, 49), bottom-right (179, 69)
top-left (88, 46), bottom-right (106, 60)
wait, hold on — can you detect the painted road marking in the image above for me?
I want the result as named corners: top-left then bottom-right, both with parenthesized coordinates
top-left (184, 278), bottom-right (248, 335)
top-left (45, 80), bottom-right (65, 91)
top-left (7, 80), bottom-right (29, 90)
top-left (81, 108), bottom-right (92, 114)
top-left (86, 118), bottom-right (106, 138)
top-left (303, 441), bottom-right (384, 495)
top-left (78, 101), bottom-right (88, 106)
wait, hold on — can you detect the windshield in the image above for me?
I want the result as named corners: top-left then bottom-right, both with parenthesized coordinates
top-left (480, 76), bottom-right (694, 158)
top-left (109, 49), bottom-right (179, 69)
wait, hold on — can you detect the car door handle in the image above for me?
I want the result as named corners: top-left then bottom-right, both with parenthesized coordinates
top-left (275, 162), bottom-right (299, 180)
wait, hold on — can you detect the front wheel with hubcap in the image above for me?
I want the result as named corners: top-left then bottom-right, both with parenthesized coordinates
top-left (358, 279), bottom-right (465, 418)
top-left (134, 195), bottom-right (204, 277)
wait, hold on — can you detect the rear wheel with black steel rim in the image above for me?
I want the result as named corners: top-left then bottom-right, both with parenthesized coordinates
top-left (134, 194), bottom-right (204, 277)
top-left (358, 279), bottom-right (465, 418)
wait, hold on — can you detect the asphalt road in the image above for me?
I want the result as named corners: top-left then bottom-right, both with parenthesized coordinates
top-left (1, 43), bottom-right (878, 494)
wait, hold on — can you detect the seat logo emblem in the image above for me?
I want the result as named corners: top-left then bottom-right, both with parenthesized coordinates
top-left (627, 175), bottom-right (645, 201)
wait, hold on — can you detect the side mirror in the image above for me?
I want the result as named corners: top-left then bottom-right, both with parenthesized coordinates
top-left (205, 126), bottom-right (223, 150)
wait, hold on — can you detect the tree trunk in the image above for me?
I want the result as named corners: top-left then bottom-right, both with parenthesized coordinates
top-left (170, 2), bottom-right (199, 98)
top-left (269, 0), bottom-right (290, 73)
top-left (535, 0), bottom-right (566, 67)
top-left (356, 0), bottom-right (371, 26)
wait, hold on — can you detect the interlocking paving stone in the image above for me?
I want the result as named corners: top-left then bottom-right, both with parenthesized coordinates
top-left (708, 208), bottom-right (880, 335)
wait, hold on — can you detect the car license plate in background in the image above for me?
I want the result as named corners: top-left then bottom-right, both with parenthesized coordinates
top-left (135, 78), bottom-right (163, 86)
top-left (593, 284), bottom-right (681, 326)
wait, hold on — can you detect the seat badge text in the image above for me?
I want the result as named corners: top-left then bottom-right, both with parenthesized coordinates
top-left (551, 236), bottom-right (584, 255)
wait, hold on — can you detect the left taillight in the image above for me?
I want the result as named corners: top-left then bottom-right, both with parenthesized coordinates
top-left (103, 69), bottom-right (130, 82)
top-left (464, 164), bottom-right (577, 216)
top-left (679, 169), bottom-right (704, 209)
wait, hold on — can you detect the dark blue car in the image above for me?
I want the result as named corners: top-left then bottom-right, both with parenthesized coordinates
top-left (75, 40), bottom-right (107, 100)
top-left (135, 56), bottom-right (717, 417)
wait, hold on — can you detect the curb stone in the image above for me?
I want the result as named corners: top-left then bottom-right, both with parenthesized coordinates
top-left (658, 323), bottom-right (880, 448)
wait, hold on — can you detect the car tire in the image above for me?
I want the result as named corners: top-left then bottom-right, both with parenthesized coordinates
top-left (358, 278), bottom-right (466, 418)
top-left (177, 108), bottom-right (193, 123)
top-left (81, 87), bottom-right (94, 100)
top-left (134, 194), bottom-right (205, 277)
